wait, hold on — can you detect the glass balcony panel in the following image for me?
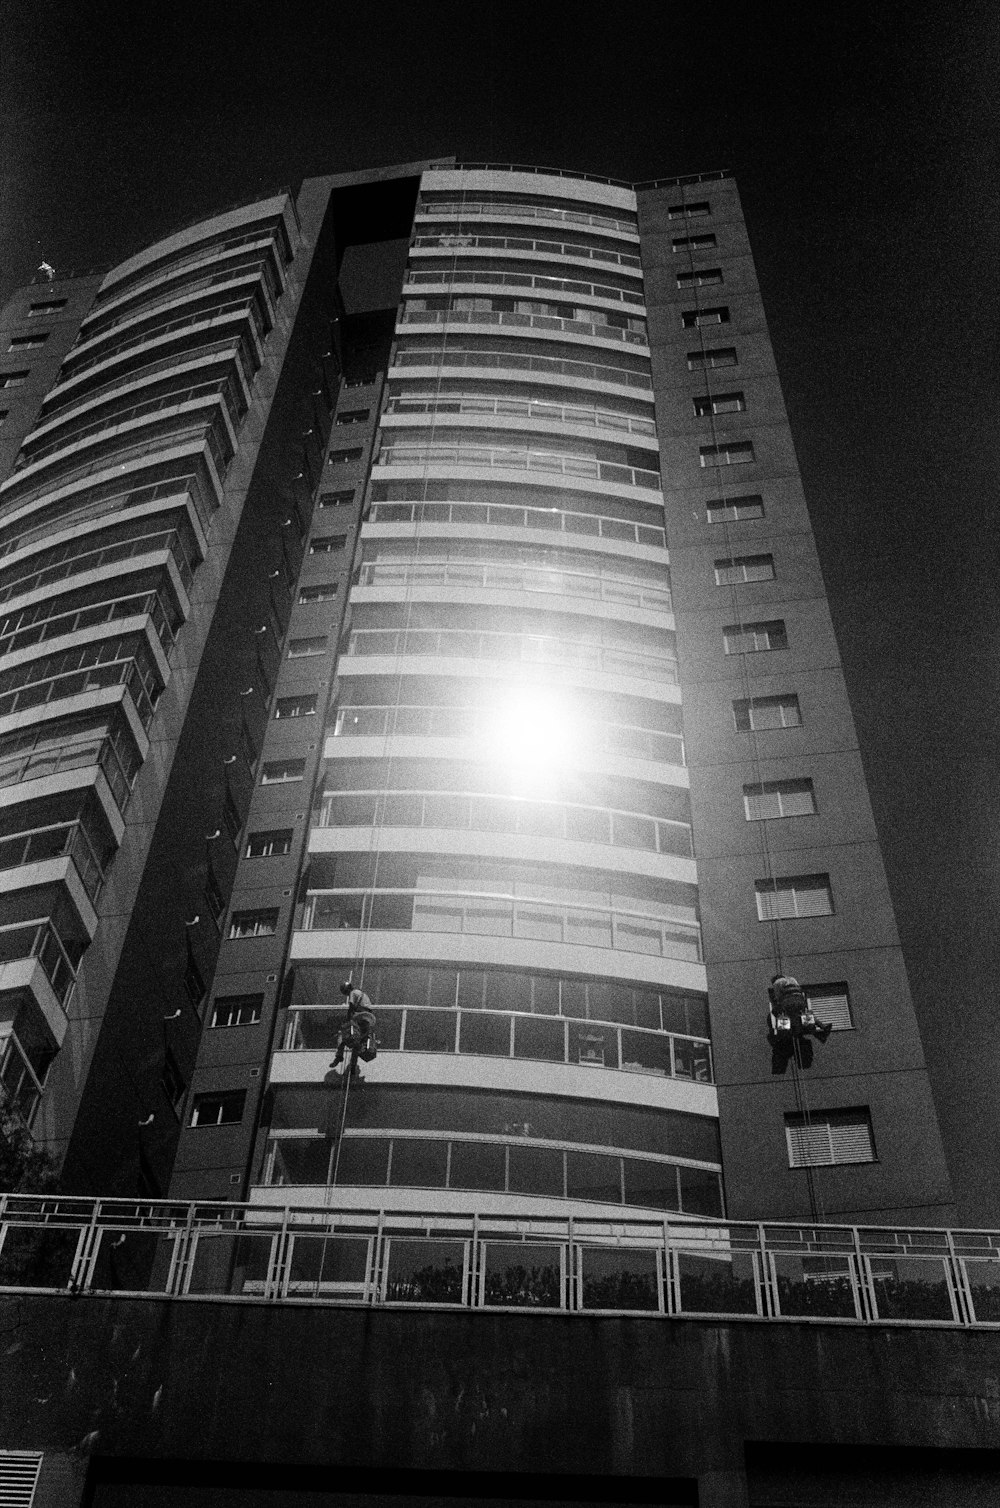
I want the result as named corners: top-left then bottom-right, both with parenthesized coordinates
top-left (611, 813), bottom-right (658, 851)
top-left (514, 905), bottom-right (564, 944)
top-left (675, 1252), bottom-right (759, 1315)
top-left (384, 1238), bottom-right (465, 1303)
top-left (0, 1226), bottom-right (81, 1288)
top-left (268, 1138), bottom-right (332, 1185)
top-left (459, 1011), bottom-right (511, 1057)
top-left (963, 1261), bottom-right (1000, 1323)
top-left (382, 792), bottom-right (423, 826)
top-left (623, 1157), bottom-right (680, 1212)
top-left (508, 1145), bottom-right (564, 1198)
top-left (679, 1168), bottom-right (725, 1218)
top-left (286, 1235), bottom-right (370, 1297)
top-left (569, 1023), bottom-right (619, 1069)
top-left (579, 1245), bottom-right (659, 1309)
top-left (620, 1030), bottom-right (670, 1077)
top-left (483, 1241), bottom-right (562, 1307)
top-left (567, 1156), bottom-right (623, 1208)
top-left (388, 1138), bottom-right (449, 1189)
top-left (672, 1037), bottom-right (713, 1082)
top-left (564, 909), bottom-right (613, 949)
top-left (513, 1015), bottom-right (565, 1062)
top-left (403, 1008), bottom-right (456, 1054)
top-left (564, 807), bottom-right (610, 845)
top-left (772, 1255), bottom-right (858, 1319)
top-left (516, 802), bottom-right (564, 840)
top-left (449, 1140), bottom-right (506, 1190)
top-left (334, 1138), bottom-right (390, 1186)
top-left (868, 1258), bottom-right (956, 1322)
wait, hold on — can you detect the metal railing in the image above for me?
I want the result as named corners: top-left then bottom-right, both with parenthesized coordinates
top-left (1, 588), bottom-right (178, 659)
top-left (318, 788), bottom-right (693, 858)
top-left (0, 526), bottom-right (196, 607)
top-left (0, 728), bottom-right (139, 809)
top-left (0, 473), bottom-right (215, 563)
top-left (384, 394), bottom-right (656, 437)
top-left (392, 347), bottom-right (652, 390)
top-left (416, 199), bottom-right (639, 236)
top-left (283, 1003), bottom-right (711, 1082)
top-left (399, 307), bottom-right (647, 346)
top-left (0, 819), bottom-right (108, 903)
top-left (38, 336), bottom-right (254, 423)
top-left (329, 705), bottom-right (685, 766)
top-left (81, 257), bottom-right (276, 343)
top-left (301, 888), bottom-right (702, 963)
top-left (357, 556), bottom-right (670, 610)
top-left (18, 379), bottom-right (242, 472)
top-left (412, 232), bottom-right (643, 269)
top-left (0, 656), bottom-right (160, 730)
top-left (376, 444), bottom-right (660, 491)
top-left (345, 626), bottom-right (677, 683)
top-left (367, 497), bottom-right (666, 547)
top-left (1, 1195), bottom-right (996, 1329)
top-left (405, 269), bottom-right (644, 306)
top-left (58, 297), bottom-right (264, 383)
top-left (86, 231), bottom-right (279, 321)
top-left (0, 918), bottom-right (80, 1004)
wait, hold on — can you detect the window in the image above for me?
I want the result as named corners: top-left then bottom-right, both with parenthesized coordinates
top-left (211, 994), bottom-right (264, 1028)
top-left (805, 983), bottom-right (853, 1032)
top-left (672, 234), bottom-right (717, 252)
top-left (677, 268), bottom-right (723, 288)
top-left (245, 829), bottom-right (293, 858)
top-left (701, 441), bottom-right (755, 467)
top-left (785, 1109), bottom-right (875, 1167)
top-left (288, 636), bottom-right (327, 657)
top-left (668, 201), bottom-right (711, 218)
top-left (0, 371), bottom-right (29, 388)
top-left (707, 494), bottom-right (764, 523)
top-left (733, 693), bottom-right (801, 730)
top-left (275, 694), bottom-right (317, 719)
top-left (261, 758), bottom-right (305, 784)
top-left (299, 583), bottom-right (338, 603)
top-left (715, 553), bottom-right (775, 584)
top-left (743, 778), bottom-right (816, 820)
top-left (161, 1052), bottom-right (186, 1116)
top-left (28, 298), bottom-right (67, 315)
top-left (682, 307), bottom-right (729, 328)
top-left (694, 391), bottom-right (745, 416)
top-left (228, 907), bottom-right (279, 939)
top-left (319, 490), bottom-right (353, 507)
top-left (204, 864), bottom-right (225, 927)
top-left (190, 1088), bottom-right (246, 1127)
top-left (239, 721), bottom-right (258, 770)
top-left (184, 952), bottom-right (206, 1010)
top-left (336, 409), bottom-right (369, 424)
top-left (687, 347), bottom-right (737, 370)
top-left (755, 874), bottom-right (833, 921)
top-left (8, 335), bottom-right (48, 350)
top-left (328, 447), bottom-right (363, 464)
top-left (222, 784), bottom-right (243, 842)
top-left (0, 411), bottom-right (7, 424)
top-left (309, 535), bottom-right (346, 554)
top-left (723, 619), bottom-right (787, 654)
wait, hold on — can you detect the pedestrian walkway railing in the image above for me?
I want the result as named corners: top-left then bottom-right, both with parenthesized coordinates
top-left (1, 1196), bottom-right (999, 1327)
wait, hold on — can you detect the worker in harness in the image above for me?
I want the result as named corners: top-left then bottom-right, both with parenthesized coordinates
top-left (767, 973), bottom-right (832, 1074)
top-left (331, 980), bottom-right (377, 1080)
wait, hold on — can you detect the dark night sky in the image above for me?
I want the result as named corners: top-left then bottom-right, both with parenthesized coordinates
top-left (2, 0), bottom-right (999, 1222)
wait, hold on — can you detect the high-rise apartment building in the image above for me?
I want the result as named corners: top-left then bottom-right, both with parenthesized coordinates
top-left (0, 160), bottom-right (953, 1230)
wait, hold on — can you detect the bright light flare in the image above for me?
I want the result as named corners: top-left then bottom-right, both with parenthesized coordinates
top-left (481, 686), bottom-right (584, 791)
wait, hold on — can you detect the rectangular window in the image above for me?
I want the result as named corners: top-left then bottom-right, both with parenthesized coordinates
top-left (0, 371), bottom-right (29, 388)
top-left (211, 994), bottom-right (264, 1028)
top-left (805, 983), bottom-right (853, 1032)
top-left (161, 1052), bottom-right (186, 1116)
top-left (8, 335), bottom-right (48, 350)
top-left (204, 863), bottom-right (225, 927)
top-left (785, 1109), bottom-right (875, 1167)
top-left (28, 298), bottom-right (67, 315)
top-left (328, 447), bottom-right (363, 464)
top-left (694, 391), bottom-right (746, 416)
top-left (677, 268), bottom-right (723, 288)
top-left (190, 1088), bottom-right (246, 1127)
top-left (309, 535), bottom-right (347, 554)
top-left (755, 874), bottom-right (833, 921)
top-left (733, 693), bottom-right (801, 730)
top-left (261, 758), bottom-right (305, 784)
top-left (682, 307), bottom-right (729, 328)
top-left (743, 778), bottom-right (816, 819)
top-left (668, 201), bottom-right (711, 218)
top-left (707, 494), bottom-right (764, 523)
top-left (336, 409), bottom-right (369, 424)
top-left (701, 440), bottom-right (755, 467)
top-left (688, 347), bottom-right (738, 370)
top-left (715, 553), bottom-right (775, 584)
top-left (228, 908), bottom-right (279, 939)
top-left (222, 784), bottom-right (243, 842)
top-left (672, 233), bottom-right (717, 252)
top-left (723, 619), bottom-right (787, 654)
top-left (288, 636), bottom-right (327, 657)
top-left (319, 490), bottom-right (353, 507)
top-left (298, 583), bottom-right (338, 603)
top-left (245, 828), bottom-right (293, 859)
top-left (275, 694), bottom-right (317, 719)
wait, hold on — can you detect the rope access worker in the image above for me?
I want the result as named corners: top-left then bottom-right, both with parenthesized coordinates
top-left (331, 981), bottom-right (377, 1079)
top-left (767, 972), bottom-right (831, 1074)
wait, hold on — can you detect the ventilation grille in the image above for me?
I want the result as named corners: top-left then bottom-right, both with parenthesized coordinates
top-left (0, 1453), bottom-right (42, 1508)
top-left (786, 1111), bottom-right (875, 1168)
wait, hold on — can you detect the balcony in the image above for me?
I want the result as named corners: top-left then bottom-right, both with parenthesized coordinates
top-left (343, 625), bottom-right (678, 685)
top-left (0, 819), bottom-right (109, 904)
top-left (383, 393), bottom-right (656, 438)
top-left (0, 523), bottom-right (197, 606)
top-left (376, 441), bottom-right (660, 491)
top-left (405, 268), bottom-right (645, 307)
top-left (356, 555), bottom-right (670, 611)
top-left (398, 307), bottom-right (648, 347)
top-left (412, 230), bottom-right (642, 268)
top-left (367, 496), bottom-right (665, 548)
top-left (392, 347), bottom-right (652, 390)
top-left (415, 199), bottom-right (639, 236)
top-left (0, 722), bottom-right (142, 813)
top-left (0, 917), bottom-right (81, 1008)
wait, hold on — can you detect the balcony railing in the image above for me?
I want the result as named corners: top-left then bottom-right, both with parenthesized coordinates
top-left (1, 588), bottom-right (179, 659)
top-left (415, 200), bottom-right (639, 236)
top-left (399, 307), bottom-right (648, 346)
top-left (0, 819), bottom-right (109, 903)
top-left (2, 1195), bottom-right (998, 1328)
top-left (318, 788), bottom-right (693, 858)
top-left (0, 917), bottom-right (81, 1004)
top-left (345, 626), bottom-right (677, 683)
top-left (0, 525), bottom-right (196, 607)
top-left (284, 1003), bottom-right (711, 1082)
top-left (376, 444), bottom-right (660, 491)
top-left (0, 473), bottom-right (215, 564)
top-left (405, 269), bottom-right (645, 306)
top-left (392, 347), bottom-right (652, 390)
top-left (330, 705), bottom-right (685, 767)
top-left (38, 335), bottom-right (255, 423)
top-left (59, 296), bottom-right (264, 383)
top-left (412, 232), bottom-right (643, 269)
top-left (384, 394), bottom-right (656, 437)
top-left (357, 557), bottom-right (670, 610)
top-left (301, 888), bottom-right (702, 963)
top-left (0, 656), bottom-right (160, 730)
top-left (368, 497), bottom-right (665, 548)
top-left (0, 729), bottom-right (140, 812)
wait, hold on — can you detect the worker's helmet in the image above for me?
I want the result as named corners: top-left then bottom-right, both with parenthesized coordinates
top-left (339, 980), bottom-right (353, 997)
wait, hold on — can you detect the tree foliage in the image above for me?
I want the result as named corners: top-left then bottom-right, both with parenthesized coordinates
top-left (0, 1103), bottom-right (59, 1193)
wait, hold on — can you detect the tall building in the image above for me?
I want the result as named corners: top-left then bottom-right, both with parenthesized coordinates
top-left (0, 161), bottom-right (952, 1229)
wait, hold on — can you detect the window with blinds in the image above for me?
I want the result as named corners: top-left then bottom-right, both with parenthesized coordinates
top-left (805, 983), bottom-right (853, 1031)
top-left (785, 1109), bottom-right (875, 1167)
top-left (0, 1453), bottom-right (43, 1508)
